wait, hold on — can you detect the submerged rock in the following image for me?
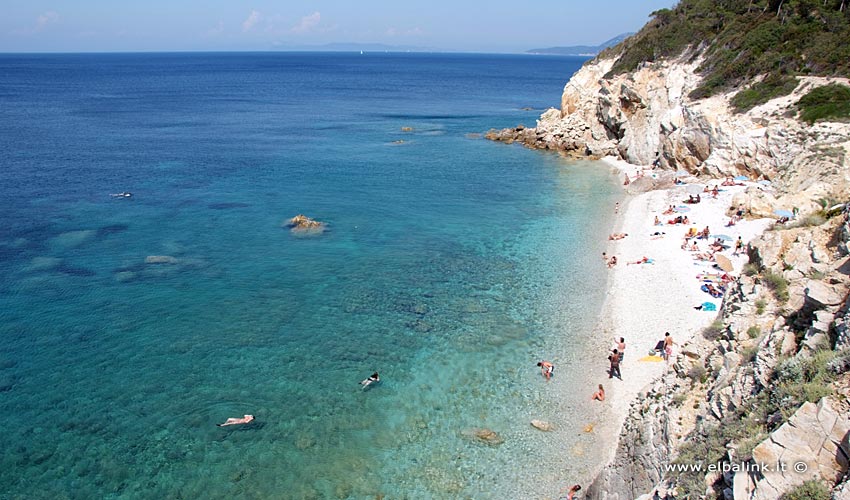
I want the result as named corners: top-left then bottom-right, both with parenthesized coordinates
top-left (145, 255), bottom-right (179, 265)
top-left (470, 428), bottom-right (504, 446)
top-left (531, 419), bottom-right (554, 432)
top-left (284, 214), bottom-right (326, 235)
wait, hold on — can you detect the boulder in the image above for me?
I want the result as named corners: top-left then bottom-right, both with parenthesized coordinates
top-left (737, 398), bottom-right (850, 499)
top-left (285, 214), bottom-right (326, 235)
top-left (806, 280), bottom-right (844, 308)
top-left (470, 428), bottom-right (504, 446)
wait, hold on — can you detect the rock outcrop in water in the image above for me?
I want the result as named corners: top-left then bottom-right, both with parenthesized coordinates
top-left (284, 214), bottom-right (326, 235)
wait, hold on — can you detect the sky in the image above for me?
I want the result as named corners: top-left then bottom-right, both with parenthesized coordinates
top-left (0, 1), bottom-right (678, 53)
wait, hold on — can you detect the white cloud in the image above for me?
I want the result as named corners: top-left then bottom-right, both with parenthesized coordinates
top-left (242, 10), bottom-right (261, 32)
top-left (36, 11), bottom-right (59, 31)
top-left (291, 12), bottom-right (320, 34)
top-left (9, 11), bottom-right (59, 35)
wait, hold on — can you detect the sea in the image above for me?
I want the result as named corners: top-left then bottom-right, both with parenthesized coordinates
top-left (0, 52), bottom-right (620, 499)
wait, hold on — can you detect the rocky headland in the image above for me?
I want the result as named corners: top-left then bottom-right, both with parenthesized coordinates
top-left (487, 3), bottom-right (850, 498)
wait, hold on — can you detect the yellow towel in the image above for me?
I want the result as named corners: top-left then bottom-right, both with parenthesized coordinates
top-left (638, 355), bottom-right (664, 362)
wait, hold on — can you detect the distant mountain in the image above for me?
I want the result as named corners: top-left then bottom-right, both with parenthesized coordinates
top-left (526, 33), bottom-right (633, 56)
top-left (272, 42), bottom-right (437, 53)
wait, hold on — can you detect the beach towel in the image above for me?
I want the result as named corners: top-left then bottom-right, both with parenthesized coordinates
top-left (639, 355), bottom-right (664, 362)
top-left (701, 302), bottom-right (716, 311)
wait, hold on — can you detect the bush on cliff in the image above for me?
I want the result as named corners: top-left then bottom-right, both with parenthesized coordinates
top-left (780, 480), bottom-right (831, 500)
top-left (601, 0), bottom-right (850, 106)
top-left (797, 83), bottom-right (850, 123)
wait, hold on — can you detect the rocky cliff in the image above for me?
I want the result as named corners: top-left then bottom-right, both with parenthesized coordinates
top-left (487, 56), bottom-right (850, 211)
top-left (587, 212), bottom-right (850, 499)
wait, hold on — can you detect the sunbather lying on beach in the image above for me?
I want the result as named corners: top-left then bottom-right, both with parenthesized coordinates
top-left (701, 283), bottom-right (724, 298)
top-left (650, 231), bottom-right (665, 239)
top-left (608, 233), bottom-right (628, 240)
top-left (627, 256), bottom-right (653, 265)
top-left (607, 256), bottom-right (617, 268)
top-left (662, 205), bottom-right (675, 215)
top-left (694, 252), bottom-right (714, 261)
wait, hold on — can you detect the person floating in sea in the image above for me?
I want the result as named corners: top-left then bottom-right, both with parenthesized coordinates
top-left (360, 372), bottom-right (380, 389)
top-left (591, 384), bottom-right (605, 401)
top-left (537, 360), bottom-right (554, 380)
top-left (110, 192), bottom-right (132, 198)
top-left (217, 415), bottom-right (254, 427)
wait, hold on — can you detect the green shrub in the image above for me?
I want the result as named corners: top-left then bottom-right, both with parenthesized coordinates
top-left (780, 479), bottom-right (831, 500)
top-left (744, 263), bottom-right (760, 276)
top-left (755, 299), bottom-right (767, 315)
top-left (747, 326), bottom-right (761, 339)
top-left (762, 270), bottom-right (789, 302)
top-left (703, 319), bottom-right (726, 340)
top-left (688, 364), bottom-right (708, 384)
top-left (797, 83), bottom-right (850, 124)
top-left (732, 74), bottom-right (799, 111)
top-left (741, 345), bottom-right (759, 362)
top-left (599, 1), bottom-right (850, 103)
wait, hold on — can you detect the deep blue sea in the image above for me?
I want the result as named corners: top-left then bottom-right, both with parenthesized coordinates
top-left (0, 52), bottom-right (619, 499)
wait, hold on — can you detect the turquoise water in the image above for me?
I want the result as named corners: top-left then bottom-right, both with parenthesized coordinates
top-left (0, 53), bottom-right (619, 499)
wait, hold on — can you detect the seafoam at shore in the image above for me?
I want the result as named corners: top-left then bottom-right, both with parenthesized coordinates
top-left (584, 157), bottom-right (774, 480)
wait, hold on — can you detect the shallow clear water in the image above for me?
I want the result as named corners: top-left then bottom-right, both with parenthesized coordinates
top-left (0, 52), bottom-right (619, 499)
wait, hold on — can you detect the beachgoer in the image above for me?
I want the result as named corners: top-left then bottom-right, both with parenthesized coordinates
top-left (360, 372), bottom-right (380, 389)
top-left (217, 415), bottom-right (254, 427)
top-left (614, 202), bottom-right (620, 214)
top-left (602, 252), bottom-right (607, 262)
top-left (663, 333), bottom-right (675, 361)
top-left (608, 349), bottom-right (621, 379)
top-left (566, 484), bottom-right (582, 500)
top-left (734, 236), bottom-right (744, 255)
top-left (624, 175), bottom-right (630, 185)
top-left (654, 215), bottom-right (661, 226)
top-left (607, 256), bottom-right (617, 268)
top-left (591, 384), bottom-right (605, 401)
top-left (537, 361), bottom-right (554, 380)
top-left (617, 337), bottom-right (625, 361)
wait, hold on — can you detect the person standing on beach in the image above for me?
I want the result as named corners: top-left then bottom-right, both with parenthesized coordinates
top-left (608, 349), bottom-right (621, 379)
top-left (614, 202), bottom-right (620, 214)
top-left (663, 332), bottom-right (675, 361)
top-left (617, 337), bottom-right (626, 361)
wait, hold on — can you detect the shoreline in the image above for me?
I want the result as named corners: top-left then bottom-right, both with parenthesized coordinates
top-left (582, 157), bottom-right (774, 487)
